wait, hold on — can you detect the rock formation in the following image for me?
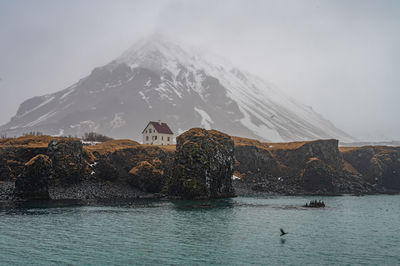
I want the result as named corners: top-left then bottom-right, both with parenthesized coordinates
top-left (85, 139), bottom-right (174, 187)
top-left (14, 154), bottom-right (52, 200)
top-left (168, 128), bottom-right (235, 199)
top-left (1, 130), bottom-right (399, 201)
top-left (0, 135), bottom-right (50, 181)
top-left (48, 138), bottom-right (86, 184)
top-left (300, 158), bottom-right (334, 192)
top-left (341, 146), bottom-right (400, 191)
top-left (93, 158), bottom-right (119, 181)
top-left (233, 138), bottom-right (344, 193)
top-left (232, 137), bottom-right (395, 194)
top-left (128, 160), bottom-right (166, 193)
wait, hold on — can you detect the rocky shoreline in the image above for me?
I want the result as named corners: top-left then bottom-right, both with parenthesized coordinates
top-left (1, 129), bottom-right (399, 202)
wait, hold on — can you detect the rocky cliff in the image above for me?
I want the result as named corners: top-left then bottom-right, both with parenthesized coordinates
top-left (0, 136), bottom-right (171, 200)
top-left (0, 131), bottom-right (399, 201)
top-left (168, 128), bottom-right (235, 199)
top-left (85, 139), bottom-right (174, 194)
top-left (14, 154), bottom-right (52, 200)
top-left (233, 137), bottom-right (396, 195)
top-left (0, 136), bottom-right (73, 182)
top-left (0, 129), bottom-right (235, 200)
top-left (341, 146), bottom-right (400, 191)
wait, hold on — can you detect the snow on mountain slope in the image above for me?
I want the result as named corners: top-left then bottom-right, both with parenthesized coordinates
top-left (0, 35), bottom-right (354, 142)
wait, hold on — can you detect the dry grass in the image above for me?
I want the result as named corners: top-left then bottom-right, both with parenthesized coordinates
top-left (307, 157), bottom-right (319, 163)
top-left (85, 139), bottom-right (176, 154)
top-left (343, 160), bottom-right (360, 175)
top-left (84, 139), bottom-right (140, 154)
top-left (0, 135), bottom-right (78, 148)
top-left (339, 145), bottom-right (399, 154)
top-left (150, 145), bottom-right (176, 151)
top-left (264, 141), bottom-right (310, 150)
top-left (232, 136), bottom-right (312, 151)
top-left (339, 147), bottom-right (360, 152)
top-left (231, 136), bottom-right (264, 147)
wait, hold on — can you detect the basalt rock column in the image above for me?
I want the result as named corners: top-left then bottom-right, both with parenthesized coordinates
top-left (48, 139), bottom-right (85, 184)
top-left (169, 128), bottom-right (235, 199)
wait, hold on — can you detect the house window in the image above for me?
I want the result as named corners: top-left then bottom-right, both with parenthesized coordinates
top-left (167, 137), bottom-right (170, 141)
top-left (149, 129), bottom-right (152, 133)
top-left (155, 136), bottom-right (157, 140)
top-left (146, 136), bottom-right (149, 141)
top-left (162, 136), bottom-right (164, 140)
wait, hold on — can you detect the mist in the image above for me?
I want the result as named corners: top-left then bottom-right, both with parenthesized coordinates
top-left (0, 0), bottom-right (399, 141)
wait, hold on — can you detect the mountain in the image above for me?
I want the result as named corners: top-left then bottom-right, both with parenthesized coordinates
top-left (0, 35), bottom-right (354, 142)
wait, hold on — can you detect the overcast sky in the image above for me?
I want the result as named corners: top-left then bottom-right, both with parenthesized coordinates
top-left (0, 0), bottom-right (399, 141)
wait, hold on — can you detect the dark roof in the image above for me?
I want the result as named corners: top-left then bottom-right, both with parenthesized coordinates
top-left (142, 121), bottom-right (173, 134)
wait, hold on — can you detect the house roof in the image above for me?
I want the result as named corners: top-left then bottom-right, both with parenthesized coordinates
top-left (142, 121), bottom-right (173, 134)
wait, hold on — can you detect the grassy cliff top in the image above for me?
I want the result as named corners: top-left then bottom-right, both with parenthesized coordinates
top-left (84, 139), bottom-right (140, 154)
top-left (231, 136), bottom-right (332, 151)
top-left (0, 135), bottom-right (79, 148)
top-left (339, 145), bottom-right (400, 153)
top-left (85, 139), bottom-right (176, 156)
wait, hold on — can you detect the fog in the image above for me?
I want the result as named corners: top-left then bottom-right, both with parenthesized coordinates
top-left (0, 0), bottom-right (399, 141)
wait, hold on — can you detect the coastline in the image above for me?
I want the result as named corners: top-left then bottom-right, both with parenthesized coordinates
top-left (2, 178), bottom-right (399, 205)
top-left (1, 130), bottom-right (400, 202)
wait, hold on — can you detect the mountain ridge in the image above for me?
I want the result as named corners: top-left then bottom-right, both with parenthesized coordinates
top-left (0, 35), bottom-right (354, 142)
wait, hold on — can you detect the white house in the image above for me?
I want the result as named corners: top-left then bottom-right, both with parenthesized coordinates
top-left (142, 121), bottom-right (174, 145)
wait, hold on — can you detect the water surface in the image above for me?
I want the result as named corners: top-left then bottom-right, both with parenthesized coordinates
top-left (1, 195), bottom-right (399, 265)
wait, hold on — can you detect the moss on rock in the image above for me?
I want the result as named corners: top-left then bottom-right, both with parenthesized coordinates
top-left (48, 139), bottom-right (86, 184)
top-left (14, 154), bottom-right (52, 200)
top-left (168, 128), bottom-right (235, 199)
top-left (128, 161), bottom-right (166, 193)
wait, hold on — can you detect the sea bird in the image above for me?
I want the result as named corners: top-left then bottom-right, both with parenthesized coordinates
top-left (280, 228), bottom-right (288, 237)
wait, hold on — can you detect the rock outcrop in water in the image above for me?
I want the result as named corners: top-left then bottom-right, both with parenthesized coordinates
top-left (14, 154), bottom-right (52, 200)
top-left (168, 128), bottom-right (235, 199)
top-left (304, 200), bottom-right (325, 208)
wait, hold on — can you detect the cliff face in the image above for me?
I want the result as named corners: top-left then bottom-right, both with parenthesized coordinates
top-left (85, 140), bottom-right (174, 193)
top-left (48, 139), bottom-right (86, 184)
top-left (168, 128), bottom-right (235, 199)
top-left (341, 146), bottom-right (400, 190)
top-left (233, 137), bottom-right (397, 194)
top-left (1, 136), bottom-right (175, 200)
top-left (233, 138), bottom-right (345, 193)
top-left (14, 154), bottom-right (52, 200)
top-left (128, 160), bottom-right (166, 193)
top-left (1, 131), bottom-right (399, 201)
top-left (0, 136), bottom-right (72, 182)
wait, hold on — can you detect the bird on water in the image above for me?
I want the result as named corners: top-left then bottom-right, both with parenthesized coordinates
top-left (280, 228), bottom-right (288, 237)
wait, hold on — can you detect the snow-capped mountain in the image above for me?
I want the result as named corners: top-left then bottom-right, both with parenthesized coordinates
top-left (0, 35), bottom-right (354, 142)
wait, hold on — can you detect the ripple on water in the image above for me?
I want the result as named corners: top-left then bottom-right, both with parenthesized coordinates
top-left (0, 195), bottom-right (400, 265)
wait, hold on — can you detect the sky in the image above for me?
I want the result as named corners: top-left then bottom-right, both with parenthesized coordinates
top-left (0, 0), bottom-right (399, 141)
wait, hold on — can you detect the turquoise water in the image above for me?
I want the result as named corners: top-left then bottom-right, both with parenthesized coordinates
top-left (1, 195), bottom-right (400, 265)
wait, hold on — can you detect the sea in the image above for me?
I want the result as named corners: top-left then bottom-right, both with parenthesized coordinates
top-left (1, 195), bottom-right (399, 265)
